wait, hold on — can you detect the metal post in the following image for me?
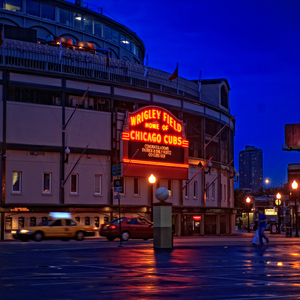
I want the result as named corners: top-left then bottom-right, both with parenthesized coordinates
top-left (296, 195), bottom-right (299, 237)
top-left (118, 192), bottom-right (122, 247)
top-left (150, 184), bottom-right (153, 222)
top-left (247, 212), bottom-right (250, 233)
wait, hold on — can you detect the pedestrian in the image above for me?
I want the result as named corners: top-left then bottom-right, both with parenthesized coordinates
top-left (258, 209), bottom-right (269, 245)
top-left (252, 212), bottom-right (259, 245)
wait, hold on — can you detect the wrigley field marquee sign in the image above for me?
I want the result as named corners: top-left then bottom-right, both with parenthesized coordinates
top-left (122, 106), bottom-right (189, 179)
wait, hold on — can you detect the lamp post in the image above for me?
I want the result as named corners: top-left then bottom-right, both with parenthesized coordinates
top-left (246, 197), bottom-right (251, 233)
top-left (292, 180), bottom-right (299, 237)
top-left (275, 192), bottom-right (282, 233)
top-left (148, 174), bottom-right (156, 222)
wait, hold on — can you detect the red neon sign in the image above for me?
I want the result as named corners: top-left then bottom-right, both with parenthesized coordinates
top-left (193, 216), bottom-right (201, 221)
top-left (122, 105), bottom-right (189, 174)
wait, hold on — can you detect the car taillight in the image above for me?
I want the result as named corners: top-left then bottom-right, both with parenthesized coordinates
top-left (110, 225), bottom-right (116, 229)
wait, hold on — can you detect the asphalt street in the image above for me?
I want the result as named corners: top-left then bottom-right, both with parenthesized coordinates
top-left (1, 232), bottom-right (300, 300)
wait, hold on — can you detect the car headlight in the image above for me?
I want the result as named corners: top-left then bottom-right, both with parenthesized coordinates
top-left (20, 229), bottom-right (33, 234)
top-left (11, 230), bottom-right (17, 234)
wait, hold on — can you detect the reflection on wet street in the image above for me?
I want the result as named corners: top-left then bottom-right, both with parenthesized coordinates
top-left (1, 240), bottom-right (300, 299)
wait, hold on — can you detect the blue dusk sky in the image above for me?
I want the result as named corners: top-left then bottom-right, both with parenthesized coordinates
top-left (78, 0), bottom-right (300, 187)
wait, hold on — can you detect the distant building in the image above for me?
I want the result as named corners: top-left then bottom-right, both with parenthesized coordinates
top-left (239, 146), bottom-right (263, 191)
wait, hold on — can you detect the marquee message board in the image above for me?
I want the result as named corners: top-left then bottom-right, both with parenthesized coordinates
top-left (122, 106), bottom-right (189, 179)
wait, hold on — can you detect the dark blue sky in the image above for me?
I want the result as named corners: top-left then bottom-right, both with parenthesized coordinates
top-left (82, 0), bottom-right (300, 186)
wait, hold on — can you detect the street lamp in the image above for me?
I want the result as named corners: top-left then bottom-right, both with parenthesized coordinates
top-left (265, 178), bottom-right (283, 187)
top-left (148, 174), bottom-right (156, 222)
top-left (246, 197), bottom-right (251, 233)
top-left (276, 192), bottom-right (282, 233)
top-left (292, 180), bottom-right (299, 237)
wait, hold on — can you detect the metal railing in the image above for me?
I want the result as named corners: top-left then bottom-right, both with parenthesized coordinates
top-left (0, 39), bottom-right (200, 100)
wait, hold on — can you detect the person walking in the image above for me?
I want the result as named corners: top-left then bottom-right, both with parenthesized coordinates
top-left (258, 209), bottom-right (269, 245)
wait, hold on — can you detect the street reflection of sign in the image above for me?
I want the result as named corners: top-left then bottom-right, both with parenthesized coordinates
top-left (122, 106), bottom-right (189, 169)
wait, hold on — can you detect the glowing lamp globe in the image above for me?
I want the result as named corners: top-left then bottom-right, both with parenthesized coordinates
top-left (155, 187), bottom-right (169, 202)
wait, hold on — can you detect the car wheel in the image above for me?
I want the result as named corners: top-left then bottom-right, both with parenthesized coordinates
top-left (76, 231), bottom-right (84, 241)
top-left (121, 231), bottom-right (130, 241)
top-left (34, 231), bottom-right (43, 242)
top-left (107, 237), bottom-right (115, 241)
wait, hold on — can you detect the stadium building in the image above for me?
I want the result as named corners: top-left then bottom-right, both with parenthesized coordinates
top-left (0, 0), bottom-right (237, 239)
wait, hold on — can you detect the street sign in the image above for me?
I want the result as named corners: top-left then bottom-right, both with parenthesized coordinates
top-left (114, 178), bottom-right (123, 193)
top-left (114, 193), bottom-right (121, 199)
top-left (112, 164), bottom-right (122, 176)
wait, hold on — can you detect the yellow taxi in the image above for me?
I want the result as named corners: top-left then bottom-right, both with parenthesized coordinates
top-left (11, 212), bottom-right (96, 242)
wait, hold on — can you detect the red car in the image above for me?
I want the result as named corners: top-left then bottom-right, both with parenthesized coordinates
top-left (100, 217), bottom-right (153, 241)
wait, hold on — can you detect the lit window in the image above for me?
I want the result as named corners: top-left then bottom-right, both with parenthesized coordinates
top-left (71, 174), bottom-right (79, 194)
top-left (168, 180), bottom-right (172, 196)
top-left (12, 171), bottom-right (22, 193)
top-left (43, 172), bottom-right (52, 193)
top-left (94, 174), bottom-right (102, 195)
top-left (134, 178), bottom-right (139, 195)
top-left (73, 13), bottom-right (82, 29)
top-left (5, 0), bottom-right (21, 12)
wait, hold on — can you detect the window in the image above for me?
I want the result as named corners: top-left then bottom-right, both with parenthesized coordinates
top-left (185, 181), bottom-right (189, 198)
top-left (220, 184), bottom-right (223, 200)
top-left (120, 34), bottom-right (131, 50)
top-left (66, 219), bottom-right (76, 226)
top-left (71, 174), bottom-right (79, 194)
top-left (134, 178), bottom-right (139, 195)
top-left (60, 9), bottom-right (71, 26)
top-left (41, 3), bottom-right (55, 21)
top-left (94, 21), bottom-right (102, 37)
top-left (26, 0), bottom-right (39, 16)
top-left (73, 13), bottom-right (82, 29)
top-left (12, 171), bottom-right (21, 193)
top-left (5, 0), bottom-right (21, 12)
top-left (206, 182), bottom-right (209, 199)
top-left (224, 184), bottom-right (227, 201)
top-left (193, 181), bottom-right (198, 198)
top-left (212, 183), bottom-right (215, 200)
top-left (168, 180), bottom-right (172, 196)
top-left (104, 26), bottom-right (112, 40)
top-left (83, 17), bottom-right (93, 33)
top-left (52, 220), bottom-right (62, 226)
top-left (94, 174), bottom-right (102, 195)
top-left (85, 217), bottom-right (90, 225)
top-left (221, 85), bottom-right (229, 108)
top-left (112, 29), bottom-right (119, 44)
top-left (43, 172), bottom-right (51, 193)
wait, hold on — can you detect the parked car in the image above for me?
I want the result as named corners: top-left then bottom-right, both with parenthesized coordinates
top-left (244, 223), bottom-right (255, 231)
top-left (100, 217), bottom-right (153, 241)
top-left (11, 212), bottom-right (96, 242)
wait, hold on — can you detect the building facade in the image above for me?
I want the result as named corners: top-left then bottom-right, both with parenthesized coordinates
top-left (239, 145), bottom-right (263, 192)
top-left (0, 0), bottom-right (237, 240)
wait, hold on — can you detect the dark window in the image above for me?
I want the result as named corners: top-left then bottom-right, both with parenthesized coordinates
top-left (52, 220), bottom-right (62, 226)
top-left (134, 178), bottom-right (139, 195)
top-left (41, 3), bottom-right (55, 20)
top-left (85, 217), bottom-right (90, 225)
top-left (221, 85), bottom-right (228, 108)
top-left (60, 9), bottom-right (70, 25)
top-left (26, 0), bottom-right (39, 16)
top-left (30, 217), bottom-right (36, 226)
top-left (66, 219), bottom-right (76, 226)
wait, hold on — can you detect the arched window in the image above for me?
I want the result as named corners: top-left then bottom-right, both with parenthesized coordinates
top-left (221, 85), bottom-right (228, 108)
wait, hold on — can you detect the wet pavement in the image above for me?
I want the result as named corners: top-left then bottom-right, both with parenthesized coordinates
top-left (1, 231), bottom-right (300, 299)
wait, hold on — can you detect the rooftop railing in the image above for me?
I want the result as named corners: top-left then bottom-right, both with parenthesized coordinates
top-left (0, 39), bottom-right (200, 101)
